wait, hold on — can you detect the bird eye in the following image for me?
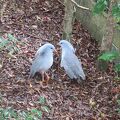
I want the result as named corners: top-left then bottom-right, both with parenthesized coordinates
top-left (50, 47), bottom-right (53, 49)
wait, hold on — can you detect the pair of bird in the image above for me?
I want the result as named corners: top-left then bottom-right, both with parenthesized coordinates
top-left (29, 40), bottom-right (85, 84)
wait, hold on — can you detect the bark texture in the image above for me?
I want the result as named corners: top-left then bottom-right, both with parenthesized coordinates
top-left (62, 0), bottom-right (75, 41)
top-left (101, 0), bottom-right (115, 52)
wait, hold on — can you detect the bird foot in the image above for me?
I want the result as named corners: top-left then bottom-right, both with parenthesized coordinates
top-left (39, 81), bottom-right (48, 88)
top-left (45, 73), bottom-right (50, 81)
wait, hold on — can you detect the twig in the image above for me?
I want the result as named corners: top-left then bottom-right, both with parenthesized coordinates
top-left (57, 0), bottom-right (90, 11)
top-left (57, 0), bottom-right (65, 6)
top-left (70, 0), bottom-right (90, 11)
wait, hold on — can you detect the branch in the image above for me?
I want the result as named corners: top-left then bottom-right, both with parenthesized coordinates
top-left (57, 0), bottom-right (90, 11)
top-left (70, 0), bottom-right (90, 11)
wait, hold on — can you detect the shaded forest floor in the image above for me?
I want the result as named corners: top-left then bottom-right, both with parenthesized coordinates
top-left (0, 0), bottom-right (120, 119)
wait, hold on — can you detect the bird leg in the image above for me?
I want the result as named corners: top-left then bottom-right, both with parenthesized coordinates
top-left (39, 71), bottom-right (46, 88)
top-left (41, 71), bottom-right (44, 82)
top-left (44, 72), bottom-right (50, 84)
top-left (39, 71), bottom-right (44, 86)
top-left (39, 72), bottom-right (49, 87)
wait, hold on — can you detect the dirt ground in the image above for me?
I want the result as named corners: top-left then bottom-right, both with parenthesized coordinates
top-left (0, 0), bottom-right (119, 119)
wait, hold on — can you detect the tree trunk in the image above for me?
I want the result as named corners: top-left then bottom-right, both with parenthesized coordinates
top-left (100, 0), bottom-right (115, 52)
top-left (62, 0), bottom-right (75, 42)
top-left (98, 0), bottom-right (116, 71)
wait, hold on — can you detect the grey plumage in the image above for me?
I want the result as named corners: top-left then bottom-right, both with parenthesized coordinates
top-left (59, 40), bottom-right (85, 81)
top-left (29, 43), bottom-right (55, 78)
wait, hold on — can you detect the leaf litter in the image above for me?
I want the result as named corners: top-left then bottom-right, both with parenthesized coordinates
top-left (0, 0), bottom-right (119, 119)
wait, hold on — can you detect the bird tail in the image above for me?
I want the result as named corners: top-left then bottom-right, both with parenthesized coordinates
top-left (81, 74), bottom-right (86, 80)
top-left (77, 73), bottom-right (86, 84)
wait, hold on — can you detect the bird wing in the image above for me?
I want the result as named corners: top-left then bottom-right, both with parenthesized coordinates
top-left (30, 45), bottom-right (47, 76)
top-left (30, 50), bottom-right (53, 78)
top-left (63, 52), bottom-right (85, 80)
top-left (29, 54), bottom-right (45, 77)
top-left (62, 60), bottom-right (77, 79)
top-left (35, 46), bottom-right (45, 58)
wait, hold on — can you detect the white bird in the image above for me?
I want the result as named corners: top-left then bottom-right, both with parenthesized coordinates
top-left (59, 40), bottom-right (85, 81)
top-left (29, 43), bottom-right (56, 83)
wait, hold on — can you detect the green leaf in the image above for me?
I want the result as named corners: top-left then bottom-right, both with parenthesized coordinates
top-left (93, 0), bottom-right (107, 14)
top-left (25, 115), bottom-right (34, 120)
top-left (41, 106), bottom-right (50, 113)
top-left (116, 108), bottom-right (120, 113)
top-left (115, 63), bottom-right (120, 72)
top-left (36, 110), bottom-right (42, 118)
top-left (0, 34), bottom-right (24, 56)
top-left (33, 116), bottom-right (39, 120)
top-left (112, 3), bottom-right (120, 20)
top-left (0, 108), bottom-right (4, 112)
top-left (117, 99), bottom-right (120, 105)
top-left (114, 77), bottom-right (120, 81)
top-left (115, 24), bottom-right (120, 30)
top-left (3, 109), bottom-right (9, 118)
top-left (19, 111), bottom-right (28, 118)
top-left (7, 33), bottom-right (17, 42)
top-left (0, 40), bottom-right (10, 50)
top-left (8, 48), bottom-right (15, 55)
top-left (6, 45), bottom-right (15, 54)
top-left (31, 109), bottom-right (38, 114)
top-left (0, 107), bottom-right (18, 119)
top-left (0, 37), bottom-right (3, 42)
top-left (6, 44), bottom-right (19, 55)
top-left (98, 51), bottom-right (119, 61)
top-left (9, 109), bottom-right (17, 118)
top-left (38, 96), bottom-right (46, 104)
top-left (30, 109), bottom-right (42, 119)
